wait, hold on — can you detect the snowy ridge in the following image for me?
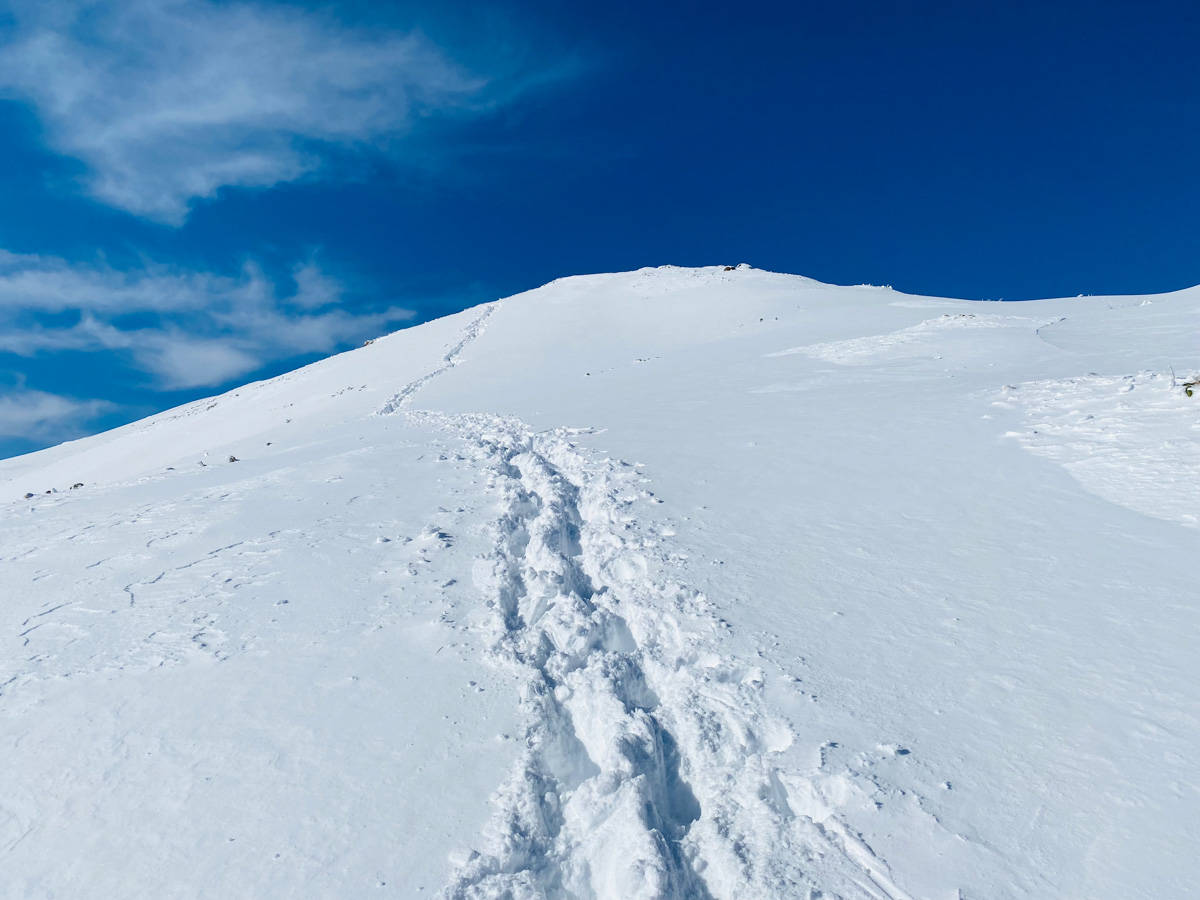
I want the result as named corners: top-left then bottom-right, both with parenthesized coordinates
top-left (625, 264), bottom-right (763, 297)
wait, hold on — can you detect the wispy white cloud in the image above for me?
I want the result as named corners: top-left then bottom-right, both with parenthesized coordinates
top-left (0, 385), bottom-right (113, 441)
top-left (0, 252), bottom-right (413, 389)
top-left (0, 0), bottom-right (493, 223)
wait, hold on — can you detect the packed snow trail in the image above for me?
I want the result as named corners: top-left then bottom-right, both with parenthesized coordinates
top-left (375, 304), bottom-right (497, 415)
top-left (366, 301), bottom-right (914, 899)
top-left (353, 404), bottom-right (899, 900)
top-left (414, 413), bottom-right (911, 900)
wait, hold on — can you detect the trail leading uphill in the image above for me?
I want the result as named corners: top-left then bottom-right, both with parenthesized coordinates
top-left (405, 411), bottom-right (907, 900)
top-left (367, 298), bottom-right (912, 899)
top-left (1, 266), bottom-right (1198, 900)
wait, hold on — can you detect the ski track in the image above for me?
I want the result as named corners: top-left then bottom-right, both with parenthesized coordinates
top-left (377, 312), bottom-right (909, 900)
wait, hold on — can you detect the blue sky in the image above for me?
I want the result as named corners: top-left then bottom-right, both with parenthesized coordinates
top-left (0, 0), bottom-right (1197, 457)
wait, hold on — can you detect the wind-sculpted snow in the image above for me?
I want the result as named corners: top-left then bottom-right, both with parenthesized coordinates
top-left (771, 313), bottom-right (1061, 365)
top-left (998, 370), bottom-right (1200, 527)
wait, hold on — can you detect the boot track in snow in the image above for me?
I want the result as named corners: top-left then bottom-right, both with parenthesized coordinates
top-left (374, 309), bottom-right (911, 900)
top-left (374, 304), bottom-right (498, 416)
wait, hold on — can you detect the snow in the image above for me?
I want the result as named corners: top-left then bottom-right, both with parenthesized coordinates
top-left (2, 265), bottom-right (1198, 899)
top-left (999, 371), bottom-right (1200, 527)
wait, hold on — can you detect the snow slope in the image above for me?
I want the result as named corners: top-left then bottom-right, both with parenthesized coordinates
top-left (2, 265), bottom-right (1198, 899)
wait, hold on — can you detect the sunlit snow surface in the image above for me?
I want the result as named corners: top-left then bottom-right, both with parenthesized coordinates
top-left (2, 266), bottom-right (1197, 899)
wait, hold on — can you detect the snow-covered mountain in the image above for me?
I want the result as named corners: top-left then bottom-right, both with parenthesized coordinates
top-left (2, 265), bottom-right (1197, 900)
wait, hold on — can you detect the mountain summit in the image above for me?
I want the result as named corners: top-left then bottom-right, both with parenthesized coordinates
top-left (3, 266), bottom-right (1197, 899)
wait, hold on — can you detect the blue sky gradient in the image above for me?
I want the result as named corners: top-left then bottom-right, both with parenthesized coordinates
top-left (1, 0), bottom-right (1197, 456)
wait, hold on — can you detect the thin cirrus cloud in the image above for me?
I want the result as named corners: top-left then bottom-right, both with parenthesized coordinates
top-left (0, 250), bottom-right (415, 390)
top-left (0, 384), bottom-right (114, 442)
top-left (0, 0), bottom-right (495, 223)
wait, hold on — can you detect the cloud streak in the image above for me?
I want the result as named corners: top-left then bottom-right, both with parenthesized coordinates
top-left (0, 0), bottom-right (492, 222)
top-left (0, 252), bottom-right (413, 389)
top-left (0, 385), bottom-right (113, 442)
